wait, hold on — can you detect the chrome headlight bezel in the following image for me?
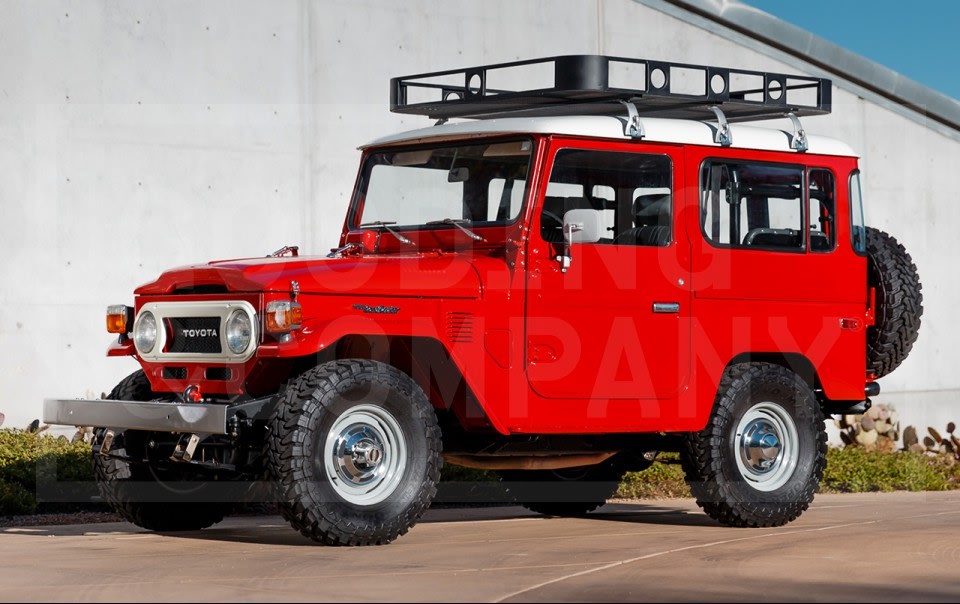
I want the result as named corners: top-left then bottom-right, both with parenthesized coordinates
top-left (133, 310), bottom-right (158, 354)
top-left (224, 308), bottom-right (253, 355)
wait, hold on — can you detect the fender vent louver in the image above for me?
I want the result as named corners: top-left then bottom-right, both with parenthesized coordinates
top-left (446, 312), bottom-right (475, 344)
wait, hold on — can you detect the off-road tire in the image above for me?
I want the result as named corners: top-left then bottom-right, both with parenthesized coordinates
top-left (265, 359), bottom-right (442, 546)
top-left (93, 370), bottom-right (236, 531)
top-left (865, 227), bottom-right (923, 378)
top-left (681, 363), bottom-right (827, 528)
top-left (499, 459), bottom-right (628, 516)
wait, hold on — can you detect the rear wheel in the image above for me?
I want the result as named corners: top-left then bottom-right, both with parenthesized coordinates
top-left (93, 370), bottom-right (240, 531)
top-left (681, 363), bottom-right (826, 528)
top-left (265, 360), bottom-right (442, 546)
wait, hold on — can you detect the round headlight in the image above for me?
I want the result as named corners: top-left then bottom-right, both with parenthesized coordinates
top-left (133, 311), bottom-right (157, 354)
top-left (225, 309), bottom-right (253, 354)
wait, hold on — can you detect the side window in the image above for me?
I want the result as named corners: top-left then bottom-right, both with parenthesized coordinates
top-left (700, 161), bottom-right (804, 250)
top-left (808, 169), bottom-right (836, 252)
top-left (541, 149), bottom-right (672, 246)
top-left (849, 171), bottom-right (867, 254)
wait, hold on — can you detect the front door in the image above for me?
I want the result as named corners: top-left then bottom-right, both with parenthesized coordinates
top-left (526, 141), bottom-right (691, 401)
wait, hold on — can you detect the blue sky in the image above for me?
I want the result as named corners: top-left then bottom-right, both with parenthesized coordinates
top-left (741, 1), bottom-right (960, 100)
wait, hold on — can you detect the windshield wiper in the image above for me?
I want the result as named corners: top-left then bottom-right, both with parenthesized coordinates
top-left (425, 218), bottom-right (486, 242)
top-left (358, 221), bottom-right (415, 246)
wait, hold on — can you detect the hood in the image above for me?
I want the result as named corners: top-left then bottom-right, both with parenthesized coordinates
top-left (134, 254), bottom-right (484, 299)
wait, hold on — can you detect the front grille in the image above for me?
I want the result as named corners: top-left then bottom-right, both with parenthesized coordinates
top-left (165, 317), bottom-right (222, 353)
top-left (162, 367), bottom-right (187, 380)
top-left (205, 367), bottom-right (232, 381)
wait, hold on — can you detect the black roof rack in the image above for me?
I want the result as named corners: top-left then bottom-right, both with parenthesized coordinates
top-left (390, 55), bottom-right (831, 123)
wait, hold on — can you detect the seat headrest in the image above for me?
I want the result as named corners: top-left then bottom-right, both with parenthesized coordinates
top-left (633, 194), bottom-right (671, 222)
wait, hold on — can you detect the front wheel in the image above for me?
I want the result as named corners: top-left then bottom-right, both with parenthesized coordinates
top-left (93, 370), bottom-right (241, 531)
top-left (681, 363), bottom-right (826, 527)
top-left (265, 360), bottom-right (442, 546)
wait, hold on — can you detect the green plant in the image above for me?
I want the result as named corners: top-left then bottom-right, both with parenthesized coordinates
top-left (0, 429), bottom-right (96, 516)
top-left (821, 447), bottom-right (948, 493)
top-left (0, 479), bottom-right (35, 516)
top-left (616, 455), bottom-right (690, 499)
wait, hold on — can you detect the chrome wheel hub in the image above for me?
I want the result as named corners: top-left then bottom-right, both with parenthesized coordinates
top-left (734, 402), bottom-right (799, 492)
top-left (323, 405), bottom-right (407, 506)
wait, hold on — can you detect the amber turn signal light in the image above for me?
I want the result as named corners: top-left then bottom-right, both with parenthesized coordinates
top-left (265, 300), bottom-right (303, 333)
top-left (106, 305), bottom-right (134, 334)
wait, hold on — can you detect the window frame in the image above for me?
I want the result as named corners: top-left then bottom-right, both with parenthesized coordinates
top-left (697, 157), bottom-right (808, 254)
top-left (848, 169), bottom-right (868, 257)
top-left (348, 135), bottom-right (537, 232)
top-left (806, 166), bottom-right (838, 254)
top-left (541, 147), bottom-right (675, 247)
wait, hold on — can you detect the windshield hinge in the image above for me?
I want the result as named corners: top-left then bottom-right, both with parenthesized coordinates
top-left (269, 245), bottom-right (299, 258)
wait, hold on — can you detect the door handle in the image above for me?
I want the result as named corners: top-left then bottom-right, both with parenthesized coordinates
top-left (652, 302), bottom-right (680, 314)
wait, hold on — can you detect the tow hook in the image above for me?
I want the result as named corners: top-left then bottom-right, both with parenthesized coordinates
top-left (171, 433), bottom-right (201, 462)
top-left (99, 430), bottom-right (116, 456)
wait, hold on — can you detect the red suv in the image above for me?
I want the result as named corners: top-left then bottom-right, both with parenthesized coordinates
top-left (45, 56), bottom-right (922, 544)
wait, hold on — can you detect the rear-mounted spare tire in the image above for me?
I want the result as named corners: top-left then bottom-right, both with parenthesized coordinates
top-left (865, 227), bottom-right (923, 378)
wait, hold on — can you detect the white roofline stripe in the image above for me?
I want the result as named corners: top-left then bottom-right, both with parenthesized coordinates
top-left (362, 116), bottom-right (858, 157)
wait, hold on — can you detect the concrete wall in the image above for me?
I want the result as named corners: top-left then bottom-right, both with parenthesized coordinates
top-left (0, 0), bottom-right (955, 430)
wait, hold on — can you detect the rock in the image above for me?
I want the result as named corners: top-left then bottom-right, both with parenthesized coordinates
top-left (874, 420), bottom-right (891, 434)
top-left (929, 427), bottom-right (943, 444)
top-left (909, 443), bottom-right (928, 454)
top-left (856, 429), bottom-right (878, 446)
top-left (861, 416), bottom-right (876, 431)
top-left (948, 422), bottom-right (956, 435)
top-left (903, 426), bottom-right (919, 448)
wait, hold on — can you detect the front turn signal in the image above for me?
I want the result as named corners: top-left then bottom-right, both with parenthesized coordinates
top-left (106, 305), bottom-right (134, 334)
top-left (265, 300), bottom-right (303, 333)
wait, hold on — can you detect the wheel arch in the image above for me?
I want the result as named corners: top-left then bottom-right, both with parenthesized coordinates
top-left (280, 333), bottom-right (496, 433)
top-left (727, 352), bottom-right (819, 390)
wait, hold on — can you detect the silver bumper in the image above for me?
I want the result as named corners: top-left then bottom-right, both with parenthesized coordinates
top-left (43, 398), bottom-right (229, 435)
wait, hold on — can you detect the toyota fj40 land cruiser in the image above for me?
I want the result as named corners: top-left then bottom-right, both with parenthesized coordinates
top-left (45, 56), bottom-right (923, 545)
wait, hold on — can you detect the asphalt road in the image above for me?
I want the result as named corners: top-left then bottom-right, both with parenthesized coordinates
top-left (2, 491), bottom-right (959, 602)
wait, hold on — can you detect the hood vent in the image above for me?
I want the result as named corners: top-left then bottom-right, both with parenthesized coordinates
top-left (446, 312), bottom-right (475, 344)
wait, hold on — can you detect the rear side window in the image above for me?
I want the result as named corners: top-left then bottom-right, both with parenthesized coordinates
top-left (849, 171), bottom-right (867, 254)
top-left (808, 168), bottom-right (836, 252)
top-left (700, 161), bottom-right (804, 250)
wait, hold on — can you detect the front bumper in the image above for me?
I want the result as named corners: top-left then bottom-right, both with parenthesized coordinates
top-left (44, 398), bottom-right (233, 434)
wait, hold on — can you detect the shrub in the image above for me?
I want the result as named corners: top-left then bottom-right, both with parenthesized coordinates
top-left (820, 448), bottom-right (947, 493)
top-left (0, 429), bottom-right (96, 515)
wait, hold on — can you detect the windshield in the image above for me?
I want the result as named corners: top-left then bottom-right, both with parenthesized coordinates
top-left (352, 138), bottom-right (534, 229)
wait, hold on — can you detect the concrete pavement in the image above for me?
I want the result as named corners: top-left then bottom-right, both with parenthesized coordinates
top-left (2, 491), bottom-right (959, 602)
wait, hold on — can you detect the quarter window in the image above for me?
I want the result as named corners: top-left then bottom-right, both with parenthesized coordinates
top-left (849, 171), bottom-right (867, 254)
top-left (808, 169), bottom-right (836, 252)
top-left (700, 161), bottom-right (804, 250)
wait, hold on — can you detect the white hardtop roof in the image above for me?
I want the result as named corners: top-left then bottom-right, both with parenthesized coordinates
top-left (363, 115), bottom-right (858, 157)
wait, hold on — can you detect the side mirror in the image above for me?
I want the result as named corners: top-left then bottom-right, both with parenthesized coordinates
top-left (556, 209), bottom-right (601, 273)
top-left (564, 209), bottom-right (602, 243)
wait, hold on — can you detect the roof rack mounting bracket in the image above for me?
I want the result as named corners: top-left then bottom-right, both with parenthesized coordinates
top-left (618, 100), bottom-right (645, 139)
top-left (709, 105), bottom-right (732, 147)
top-left (786, 112), bottom-right (808, 152)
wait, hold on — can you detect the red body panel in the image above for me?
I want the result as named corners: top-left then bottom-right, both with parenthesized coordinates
top-left (122, 133), bottom-right (867, 436)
